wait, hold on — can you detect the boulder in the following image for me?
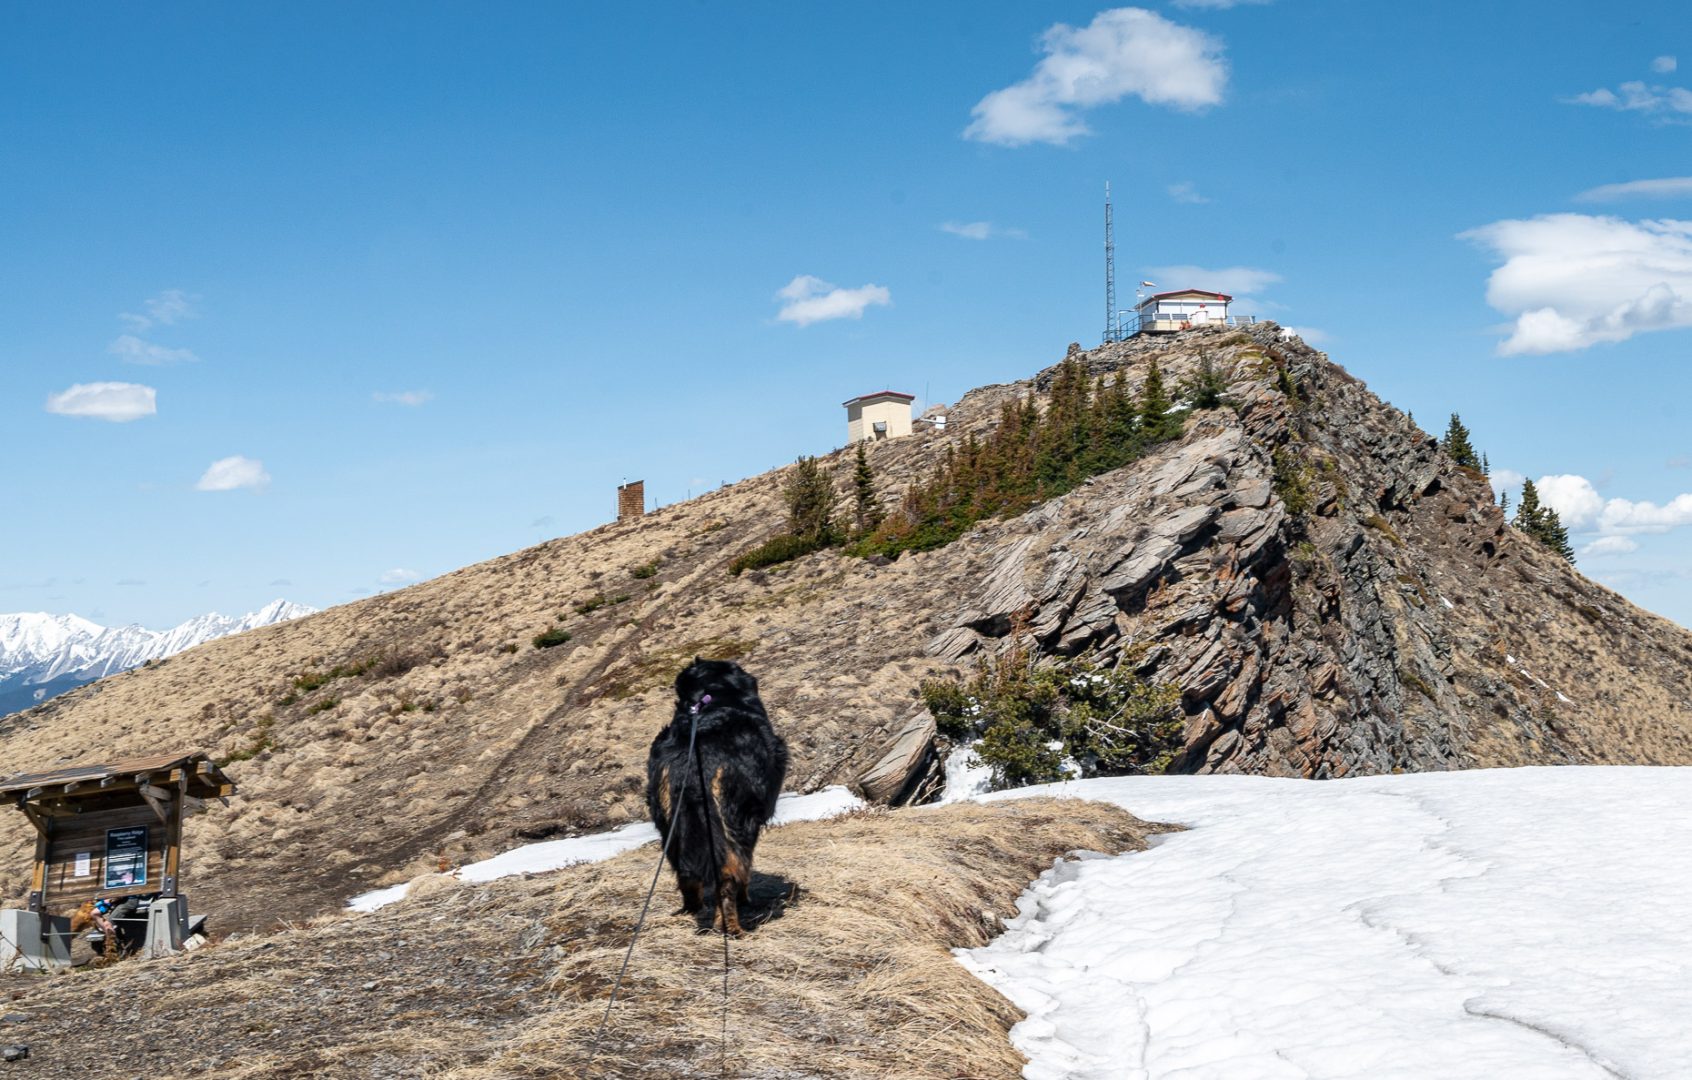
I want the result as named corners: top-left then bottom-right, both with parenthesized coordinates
top-left (854, 709), bottom-right (941, 806)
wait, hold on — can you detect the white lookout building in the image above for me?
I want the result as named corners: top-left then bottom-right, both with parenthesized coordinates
top-left (1134, 289), bottom-right (1253, 335)
top-left (843, 390), bottom-right (914, 443)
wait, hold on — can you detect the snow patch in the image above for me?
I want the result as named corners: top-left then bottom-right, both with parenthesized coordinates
top-left (960, 768), bottom-right (1692, 1078)
top-left (347, 786), bottom-right (864, 913)
top-left (937, 740), bottom-right (994, 805)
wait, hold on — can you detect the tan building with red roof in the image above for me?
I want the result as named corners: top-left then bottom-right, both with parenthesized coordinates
top-left (843, 390), bottom-right (914, 443)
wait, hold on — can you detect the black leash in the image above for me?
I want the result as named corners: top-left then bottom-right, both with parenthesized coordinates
top-left (590, 709), bottom-right (699, 1054)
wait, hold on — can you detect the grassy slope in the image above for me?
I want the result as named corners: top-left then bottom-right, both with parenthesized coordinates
top-left (0, 798), bottom-right (1158, 1080)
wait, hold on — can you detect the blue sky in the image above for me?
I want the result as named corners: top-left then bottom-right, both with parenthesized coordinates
top-left (6, 2), bottom-right (1692, 629)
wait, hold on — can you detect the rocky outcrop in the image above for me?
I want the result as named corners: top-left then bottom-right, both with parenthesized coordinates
top-left (919, 325), bottom-right (1692, 779)
top-left (854, 708), bottom-right (942, 806)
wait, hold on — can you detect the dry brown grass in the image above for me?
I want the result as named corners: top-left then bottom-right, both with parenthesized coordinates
top-left (465, 798), bottom-right (1156, 1080)
top-left (0, 797), bottom-right (1158, 1080)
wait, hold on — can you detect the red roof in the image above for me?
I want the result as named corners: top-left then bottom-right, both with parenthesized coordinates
top-left (842, 390), bottom-right (916, 407)
top-left (1140, 288), bottom-right (1233, 306)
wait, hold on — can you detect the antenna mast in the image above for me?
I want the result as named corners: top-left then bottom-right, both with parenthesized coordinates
top-left (1103, 181), bottom-right (1117, 344)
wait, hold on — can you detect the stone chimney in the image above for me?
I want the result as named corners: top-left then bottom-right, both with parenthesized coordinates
top-left (617, 480), bottom-right (646, 522)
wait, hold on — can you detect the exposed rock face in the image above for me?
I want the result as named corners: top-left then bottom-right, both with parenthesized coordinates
top-left (3, 323), bottom-right (1691, 928)
top-left (924, 326), bottom-right (1692, 778)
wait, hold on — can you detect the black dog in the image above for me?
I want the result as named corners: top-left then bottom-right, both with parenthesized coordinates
top-left (645, 658), bottom-right (788, 936)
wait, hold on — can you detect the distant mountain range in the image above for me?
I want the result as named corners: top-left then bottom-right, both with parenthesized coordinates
top-left (0, 600), bottom-right (314, 717)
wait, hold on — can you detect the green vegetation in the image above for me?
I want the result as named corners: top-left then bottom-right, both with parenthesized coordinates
top-left (1442, 413), bottom-right (1481, 469)
top-left (729, 532), bottom-right (832, 576)
top-left (851, 442), bottom-right (884, 534)
top-left (218, 713), bottom-right (276, 766)
top-left (729, 455), bottom-right (845, 575)
top-left (1180, 352), bottom-right (1228, 411)
top-left (1272, 448), bottom-right (1316, 519)
top-left (1512, 478), bottom-right (1575, 562)
top-left (921, 640), bottom-right (1182, 790)
top-left (306, 696), bottom-right (341, 715)
top-left (855, 357), bottom-right (1189, 560)
top-left (631, 560), bottom-right (660, 580)
top-left (292, 656), bottom-right (378, 693)
top-left (533, 626), bottom-right (573, 649)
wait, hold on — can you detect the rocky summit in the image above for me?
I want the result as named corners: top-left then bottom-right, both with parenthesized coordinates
top-left (3, 323), bottom-right (1690, 930)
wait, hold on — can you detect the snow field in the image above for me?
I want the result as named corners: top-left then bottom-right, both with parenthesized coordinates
top-left (960, 767), bottom-right (1692, 1079)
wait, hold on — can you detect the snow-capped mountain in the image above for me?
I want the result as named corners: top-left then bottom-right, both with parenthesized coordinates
top-left (0, 600), bottom-right (314, 716)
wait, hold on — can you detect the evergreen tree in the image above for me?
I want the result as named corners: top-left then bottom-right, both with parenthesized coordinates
top-left (851, 442), bottom-right (883, 534)
top-left (1511, 478), bottom-right (1575, 562)
top-left (783, 455), bottom-right (839, 545)
top-left (1481, 452), bottom-right (1491, 477)
top-left (1139, 360), bottom-right (1180, 441)
top-left (1541, 507), bottom-right (1576, 562)
top-left (1442, 413), bottom-right (1480, 469)
top-left (1184, 352), bottom-right (1227, 410)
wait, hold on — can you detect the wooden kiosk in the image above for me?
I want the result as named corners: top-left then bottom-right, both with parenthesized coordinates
top-left (0, 752), bottom-right (234, 971)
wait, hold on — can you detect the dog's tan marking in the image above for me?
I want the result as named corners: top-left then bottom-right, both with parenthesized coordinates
top-left (656, 765), bottom-right (671, 817)
top-left (710, 765), bottom-right (748, 936)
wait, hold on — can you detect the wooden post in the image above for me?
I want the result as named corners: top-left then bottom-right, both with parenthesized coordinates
top-left (162, 774), bottom-right (186, 898)
top-left (27, 812), bottom-right (49, 914)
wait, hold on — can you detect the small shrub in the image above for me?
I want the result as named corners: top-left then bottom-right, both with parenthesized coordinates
top-left (533, 627), bottom-right (573, 649)
top-left (498, 642), bottom-right (518, 654)
top-left (1364, 514), bottom-right (1403, 547)
top-left (1272, 448), bottom-right (1316, 519)
top-left (1398, 668), bottom-right (1436, 702)
top-left (573, 595), bottom-right (607, 616)
top-left (307, 697), bottom-right (340, 715)
top-left (729, 533), bottom-right (829, 576)
top-left (922, 642), bottom-right (1181, 790)
top-left (631, 560), bottom-right (659, 579)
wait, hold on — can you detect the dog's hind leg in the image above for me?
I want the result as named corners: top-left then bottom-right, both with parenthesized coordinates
top-left (714, 847), bottom-right (749, 937)
top-left (676, 877), bottom-right (705, 915)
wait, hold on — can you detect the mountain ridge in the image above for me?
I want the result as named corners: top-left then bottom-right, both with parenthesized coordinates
top-left (2, 323), bottom-right (1689, 931)
top-left (0, 600), bottom-right (314, 716)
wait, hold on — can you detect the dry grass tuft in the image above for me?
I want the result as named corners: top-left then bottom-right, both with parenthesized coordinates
top-left (448, 797), bottom-right (1157, 1080)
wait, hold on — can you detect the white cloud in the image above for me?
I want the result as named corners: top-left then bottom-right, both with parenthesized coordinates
top-left (775, 275), bottom-right (892, 327)
top-left (1461, 214), bottom-right (1692, 354)
top-left (1575, 177), bottom-right (1692, 202)
top-left (379, 568), bottom-right (421, 585)
top-left (44, 382), bottom-right (157, 422)
top-left (1146, 264), bottom-right (1281, 300)
top-left (940, 221), bottom-right (1026, 240)
top-left (1566, 79), bottom-right (1692, 117)
top-left (1491, 467), bottom-right (1526, 495)
top-left (1530, 472), bottom-right (1692, 547)
top-left (109, 334), bottom-right (199, 365)
top-left (1652, 56), bottom-right (1678, 75)
top-left (1581, 535), bottom-right (1639, 557)
top-left (964, 8), bottom-right (1226, 147)
top-left (1536, 474), bottom-right (1606, 528)
top-left (1167, 181), bottom-right (1210, 204)
top-left (373, 390), bottom-right (434, 406)
top-left (119, 289), bottom-right (198, 332)
top-left (196, 455), bottom-right (270, 492)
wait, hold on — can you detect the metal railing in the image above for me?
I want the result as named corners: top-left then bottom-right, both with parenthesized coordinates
top-left (1133, 313), bottom-right (1256, 334)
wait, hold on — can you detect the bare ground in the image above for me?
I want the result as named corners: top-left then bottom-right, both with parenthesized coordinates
top-left (0, 798), bottom-right (1159, 1080)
